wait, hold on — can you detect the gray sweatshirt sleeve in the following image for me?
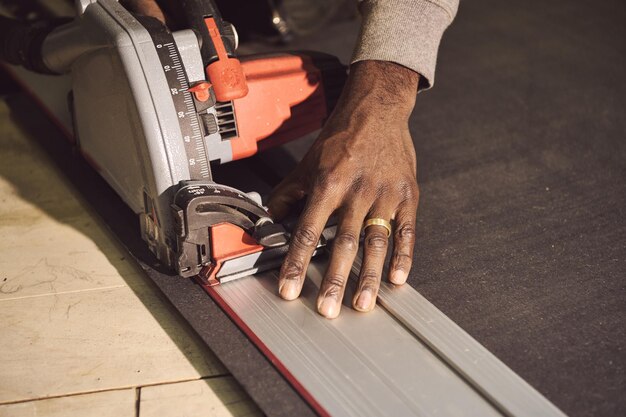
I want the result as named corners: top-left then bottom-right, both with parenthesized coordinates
top-left (351, 0), bottom-right (459, 90)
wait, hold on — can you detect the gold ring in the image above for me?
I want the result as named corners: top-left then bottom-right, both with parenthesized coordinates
top-left (363, 218), bottom-right (392, 238)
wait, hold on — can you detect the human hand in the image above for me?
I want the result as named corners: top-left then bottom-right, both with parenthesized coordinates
top-left (268, 60), bottom-right (420, 319)
top-left (121, 0), bottom-right (167, 24)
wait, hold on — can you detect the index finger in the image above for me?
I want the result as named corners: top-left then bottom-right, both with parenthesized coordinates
top-left (278, 193), bottom-right (337, 300)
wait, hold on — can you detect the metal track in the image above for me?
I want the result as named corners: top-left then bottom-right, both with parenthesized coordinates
top-left (205, 255), bottom-right (568, 417)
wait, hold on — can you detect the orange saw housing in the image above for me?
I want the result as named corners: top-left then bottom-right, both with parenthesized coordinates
top-left (228, 52), bottom-right (345, 161)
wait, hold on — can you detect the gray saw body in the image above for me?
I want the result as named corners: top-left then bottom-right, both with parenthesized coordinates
top-left (9, 0), bottom-right (345, 282)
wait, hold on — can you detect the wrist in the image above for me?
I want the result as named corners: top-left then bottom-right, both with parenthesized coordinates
top-left (342, 60), bottom-right (419, 119)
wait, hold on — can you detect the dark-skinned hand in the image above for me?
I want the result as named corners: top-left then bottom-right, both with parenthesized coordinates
top-left (122, 1), bottom-right (421, 319)
top-left (268, 60), bottom-right (420, 319)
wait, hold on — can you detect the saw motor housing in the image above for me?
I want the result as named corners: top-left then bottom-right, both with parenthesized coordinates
top-left (37, 0), bottom-right (345, 283)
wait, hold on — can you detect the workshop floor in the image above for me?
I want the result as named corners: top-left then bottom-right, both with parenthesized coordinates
top-left (0, 100), bottom-right (260, 416)
top-left (0, 0), bottom-right (624, 416)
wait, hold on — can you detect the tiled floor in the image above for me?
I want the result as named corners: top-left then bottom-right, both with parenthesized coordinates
top-left (0, 99), bottom-right (261, 415)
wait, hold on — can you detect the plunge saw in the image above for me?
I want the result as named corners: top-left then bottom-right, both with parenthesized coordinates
top-left (1, 3), bottom-right (575, 417)
top-left (1, 0), bottom-right (345, 285)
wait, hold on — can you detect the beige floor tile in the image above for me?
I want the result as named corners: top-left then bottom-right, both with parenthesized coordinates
top-left (0, 70), bottom-right (234, 411)
top-left (0, 217), bottom-right (141, 300)
top-left (139, 378), bottom-right (261, 417)
top-left (0, 101), bottom-right (137, 298)
top-left (0, 103), bottom-right (84, 222)
top-left (0, 285), bottom-right (226, 403)
top-left (0, 389), bottom-right (135, 417)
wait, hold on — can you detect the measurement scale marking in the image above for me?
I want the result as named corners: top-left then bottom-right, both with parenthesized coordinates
top-left (152, 34), bottom-right (212, 180)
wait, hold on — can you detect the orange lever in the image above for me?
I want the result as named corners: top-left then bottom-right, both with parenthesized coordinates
top-left (204, 17), bottom-right (248, 101)
top-left (188, 81), bottom-right (211, 102)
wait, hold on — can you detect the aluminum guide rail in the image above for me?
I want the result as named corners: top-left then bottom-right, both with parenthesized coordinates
top-left (352, 258), bottom-right (568, 417)
top-left (210, 256), bottom-right (568, 417)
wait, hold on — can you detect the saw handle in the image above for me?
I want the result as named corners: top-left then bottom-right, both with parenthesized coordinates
top-left (179, 0), bottom-right (248, 101)
top-left (179, 0), bottom-right (233, 61)
top-left (0, 16), bottom-right (70, 74)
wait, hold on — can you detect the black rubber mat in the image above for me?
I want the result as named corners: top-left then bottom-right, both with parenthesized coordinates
top-left (410, 2), bottom-right (625, 416)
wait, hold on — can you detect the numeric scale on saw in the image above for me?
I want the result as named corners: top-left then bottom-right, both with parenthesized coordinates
top-left (158, 40), bottom-right (212, 180)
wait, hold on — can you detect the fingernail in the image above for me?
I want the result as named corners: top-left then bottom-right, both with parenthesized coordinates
top-left (355, 290), bottom-right (373, 311)
top-left (390, 270), bottom-right (408, 285)
top-left (318, 297), bottom-right (339, 319)
top-left (279, 280), bottom-right (300, 300)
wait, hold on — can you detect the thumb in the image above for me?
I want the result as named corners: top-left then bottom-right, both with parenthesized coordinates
top-left (267, 174), bottom-right (306, 221)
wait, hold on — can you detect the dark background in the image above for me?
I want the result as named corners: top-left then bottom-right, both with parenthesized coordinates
top-left (411, 1), bottom-right (625, 416)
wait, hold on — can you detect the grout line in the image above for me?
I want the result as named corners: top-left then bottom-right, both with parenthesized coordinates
top-left (0, 387), bottom-right (132, 406)
top-left (135, 386), bottom-right (141, 417)
top-left (132, 373), bottom-right (233, 390)
top-left (0, 374), bottom-right (234, 406)
top-left (0, 284), bottom-right (127, 302)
